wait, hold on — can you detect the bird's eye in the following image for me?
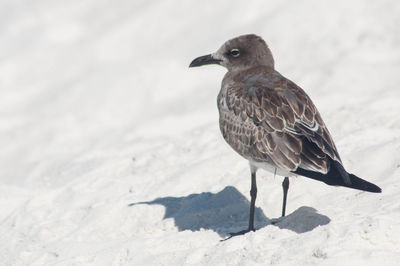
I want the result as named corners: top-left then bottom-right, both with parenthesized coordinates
top-left (230, 49), bottom-right (240, 57)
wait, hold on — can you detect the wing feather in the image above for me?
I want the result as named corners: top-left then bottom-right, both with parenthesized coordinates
top-left (218, 69), bottom-right (341, 174)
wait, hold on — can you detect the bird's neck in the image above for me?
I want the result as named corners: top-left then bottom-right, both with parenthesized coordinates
top-left (225, 65), bottom-right (275, 81)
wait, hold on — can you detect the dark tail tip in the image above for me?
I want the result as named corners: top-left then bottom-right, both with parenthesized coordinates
top-left (331, 160), bottom-right (382, 193)
top-left (349, 174), bottom-right (382, 193)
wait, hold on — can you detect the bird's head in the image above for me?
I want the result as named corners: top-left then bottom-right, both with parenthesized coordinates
top-left (189, 34), bottom-right (274, 72)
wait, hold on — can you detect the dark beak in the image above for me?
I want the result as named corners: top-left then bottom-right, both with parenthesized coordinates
top-left (189, 54), bottom-right (221, 67)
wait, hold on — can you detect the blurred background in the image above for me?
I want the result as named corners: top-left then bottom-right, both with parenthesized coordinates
top-left (1, 0), bottom-right (399, 186)
top-left (1, 0), bottom-right (399, 264)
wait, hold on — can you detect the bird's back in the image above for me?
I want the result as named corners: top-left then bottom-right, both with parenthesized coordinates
top-left (218, 66), bottom-right (340, 176)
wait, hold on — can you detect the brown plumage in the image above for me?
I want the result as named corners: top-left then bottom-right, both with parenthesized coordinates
top-left (189, 34), bottom-right (381, 238)
top-left (218, 66), bottom-right (338, 175)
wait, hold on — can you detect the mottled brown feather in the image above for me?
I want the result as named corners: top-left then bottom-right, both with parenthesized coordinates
top-left (218, 66), bottom-right (340, 173)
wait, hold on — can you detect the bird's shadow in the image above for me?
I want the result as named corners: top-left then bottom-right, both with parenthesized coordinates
top-left (129, 186), bottom-right (330, 237)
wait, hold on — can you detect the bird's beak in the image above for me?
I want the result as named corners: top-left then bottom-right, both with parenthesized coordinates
top-left (189, 54), bottom-right (221, 68)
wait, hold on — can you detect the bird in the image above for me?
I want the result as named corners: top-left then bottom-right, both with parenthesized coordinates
top-left (189, 34), bottom-right (381, 237)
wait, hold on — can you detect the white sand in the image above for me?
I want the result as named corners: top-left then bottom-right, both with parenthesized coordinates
top-left (1, 0), bottom-right (399, 265)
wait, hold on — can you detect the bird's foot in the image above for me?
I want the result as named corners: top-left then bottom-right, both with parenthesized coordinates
top-left (270, 217), bottom-right (285, 225)
top-left (221, 229), bottom-right (255, 241)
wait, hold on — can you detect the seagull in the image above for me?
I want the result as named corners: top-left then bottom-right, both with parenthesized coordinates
top-left (189, 34), bottom-right (381, 237)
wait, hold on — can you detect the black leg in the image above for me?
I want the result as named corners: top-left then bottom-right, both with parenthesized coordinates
top-left (224, 170), bottom-right (257, 240)
top-left (281, 177), bottom-right (289, 217)
top-left (248, 171), bottom-right (257, 231)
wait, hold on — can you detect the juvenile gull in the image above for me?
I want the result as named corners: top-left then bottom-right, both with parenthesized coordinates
top-left (189, 34), bottom-right (381, 237)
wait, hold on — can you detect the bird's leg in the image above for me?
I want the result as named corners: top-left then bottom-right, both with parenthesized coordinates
top-left (271, 176), bottom-right (290, 225)
top-left (226, 170), bottom-right (257, 239)
top-left (248, 171), bottom-right (257, 231)
top-left (281, 177), bottom-right (289, 217)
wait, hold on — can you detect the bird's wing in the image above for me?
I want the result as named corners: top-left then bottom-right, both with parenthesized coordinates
top-left (223, 72), bottom-right (341, 174)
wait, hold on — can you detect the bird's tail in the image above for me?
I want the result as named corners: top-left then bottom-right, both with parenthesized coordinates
top-left (293, 159), bottom-right (382, 193)
top-left (344, 173), bottom-right (382, 193)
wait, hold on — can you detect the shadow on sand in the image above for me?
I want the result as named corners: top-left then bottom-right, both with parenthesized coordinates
top-left (129, 186), bottom-right (330, 237)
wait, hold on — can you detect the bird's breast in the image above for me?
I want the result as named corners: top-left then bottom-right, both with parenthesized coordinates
top-left (217, 86), bottom-right (230, 111)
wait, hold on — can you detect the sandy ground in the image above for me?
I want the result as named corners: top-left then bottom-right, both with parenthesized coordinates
top-left (1, 0), bottom-right (399, 265)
